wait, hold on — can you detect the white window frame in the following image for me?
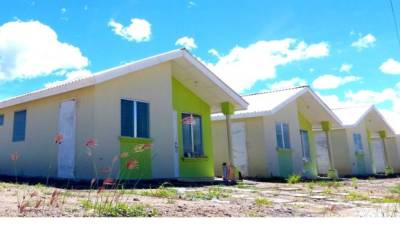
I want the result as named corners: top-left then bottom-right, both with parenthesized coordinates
top-left (300, 129), bottom-right (311, 161)
top-left (121, 98), bottom-right (150, 138)
top-left (276, 122), bottom-right (290, 149)
top-left (182, 113), bottom-right (203, 157)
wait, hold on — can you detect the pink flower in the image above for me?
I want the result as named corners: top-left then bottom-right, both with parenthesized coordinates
top-left (10, 152), bottom-right (19, 161)
top-left (126, 159), bottom-right (139, 170)
top-left (85, 138), bottom-right (97, 149)
top-left (103, 178), bottom-right (115, 186)
top-left (54, 133), bottom-right (64, 144)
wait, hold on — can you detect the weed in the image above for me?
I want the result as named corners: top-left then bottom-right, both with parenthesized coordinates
top-left (140, 186), bottom-right (178, 198)
top-left (81, 201), bottom-right (157, 217)
top-left (313, 180), bottom-right (342, 188)
top-left (351, 177), bottom-right (358, 188)
top-left (255, 197), bottom-right (272, 206)
top-left (346, 191), bottom-right (369, 201)
top-left (185, 187), bottom-right (231, 200)
top-left (390, 184), bottom-right (400, 195)
top-left (287, 175), bottom-right (301, 184)
top-left (323, 188), bottom-right (333, 195)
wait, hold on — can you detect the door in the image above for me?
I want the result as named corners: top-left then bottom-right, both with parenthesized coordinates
top-left (372, 138), bottom-right (385, 173)
top-left (315, 132), bottom-right (329, 175)
top-left (231, 122), bottom-right (249, 176)
top-left (57, 100), bottom-right (77, 179)
top-left (173, 111), bottom-right (180, 178)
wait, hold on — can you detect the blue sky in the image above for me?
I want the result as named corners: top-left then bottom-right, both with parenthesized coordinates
top-left (1, 0), bottom-right (400, 129)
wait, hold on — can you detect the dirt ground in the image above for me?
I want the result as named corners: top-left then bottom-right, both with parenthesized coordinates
top-left (1, 176), bottom-right (400, 217)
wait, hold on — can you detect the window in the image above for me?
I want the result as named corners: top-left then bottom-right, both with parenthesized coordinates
top-left (353, 133), bottom-right (363, 152)
top-left (182, 113), bottom-right (203, 157)
top-left (13, 110), bottom-right (27, 142)
top-left (300, 130), bottom-right (311, 161)
top-left (0, 114), bottom-right (4, 126)
top-left (121, 99), bottom-right (150, 138)
top-left (276, 122), bottom-right (291, 149)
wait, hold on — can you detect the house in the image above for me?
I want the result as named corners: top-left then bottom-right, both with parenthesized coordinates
top-left (211, 86), bottom-right (341, 179)
top-left (315, 105), bottom-right (399, 176)
top-left (0, 49), bottom-right (248, 181)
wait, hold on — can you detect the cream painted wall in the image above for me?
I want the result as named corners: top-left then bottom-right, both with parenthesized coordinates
top-left (344, 121), bottom-right (373, 174)
top-left (0, 62), bottom-right (176, 180)
top-left (211, 117), bottom-right (266, 178)
top-left (386, 136), bottom-right (400, 173)
top-left (330, 129), bottom-right (352, 175)
top-left (92, 62), bottom-right (175, 179)
top-left (263, 101), bottom-right (304, 177)
top-left (0, 87), bottom-right (95, 179)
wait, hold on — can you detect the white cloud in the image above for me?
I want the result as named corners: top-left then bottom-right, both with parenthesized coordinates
top-left (175, 36), bottom-right (197, 50)
top-left (380, 58), bottom-right (400, 75)
top-left (318, 82), bottom-right (400, 134)
top-left (208, 48), bottom-right (220, 58)
top-left (268, 77), bottom-right (307, 90)
top-left (339, 63), bottom-right (352, 73)
top-left (0, 20), bottom-right (89, 81)
top-left (61, 8), bottom-right (67, 14)
top-left (351, 33), bottom-right (376, 50)
top-left (108, 18), bottom-right (151, 42)
top-left (45, 70), bottom-right (92, 88)
top-left (188, 1), bottom-right (196, 8)
top-left (204, 39), bottom-right (329, 92)
top-left (312, 74), bottom-right (361, 90)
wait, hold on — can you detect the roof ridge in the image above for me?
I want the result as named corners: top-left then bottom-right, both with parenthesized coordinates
top-left (242, 85), bottom-right (309, 97)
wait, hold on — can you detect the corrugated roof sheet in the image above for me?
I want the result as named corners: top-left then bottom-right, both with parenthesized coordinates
top-left (331, 105), bottom-right (372, 126)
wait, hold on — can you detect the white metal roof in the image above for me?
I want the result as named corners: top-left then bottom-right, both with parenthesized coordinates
top-left (331, 105), bottom-right (373, 127)
top-left (332, 105), bottom-right (396, 135)
top-left (212, 86), bottom-right (341, 125)
top-left (0, 48), bottom-right (248, 112)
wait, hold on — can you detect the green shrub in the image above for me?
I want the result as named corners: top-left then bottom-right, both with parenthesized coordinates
top-left (287, 175), bottom-right (301, 184)
top-left (81, 200), bottom-right (157, 217)
top-left (255, 197), bottom-right (272, 206)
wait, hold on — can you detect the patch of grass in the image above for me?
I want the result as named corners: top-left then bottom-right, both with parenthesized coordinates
top-left (390, 184), bottom-right (400, 195)
top-left (370, 196), bottom-right (400, 204)
top-left (235, 181), bottom-right (254, 189)
top-left (351, 177), bottom-right (358, 188)
top-left (185, 187), bottom-right (231, 200)
top-left (140, 186), bottom-right (178, 198)
top-left (313, 180), bottom-right (343, 188)
top-left (346, 191), bottom-right (370, 201)
top-left (81, 200), bottom-right (157, 217)
top-left (322, 188), bottom-right (333, 195)
top-left (255, 197), bottom-right (272, 206)
top-left (287, 175), bottom-right (301, 184)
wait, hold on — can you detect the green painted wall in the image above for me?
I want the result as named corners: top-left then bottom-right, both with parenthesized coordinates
top-left (171, 78), bottom-right (214, 179)
top-left (119, 137), bottom-right (152, 179)
top-left (277, 149), bottom-right (293, 177)
top-left (298, 112), bottom-right (318, 178)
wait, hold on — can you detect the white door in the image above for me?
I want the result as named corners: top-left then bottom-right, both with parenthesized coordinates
top-left (315, 132), bottom-right (329, 175)
top-left (173, 111), bottom-right (180, 178)
top-left (372, 138), bottom-right (386, 173)
top-left (57, 100), bottom-right (77, 179)
top-left (231, 122), bottom-right (248, 176)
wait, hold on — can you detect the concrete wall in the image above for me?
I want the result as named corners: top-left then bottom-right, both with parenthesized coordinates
top-left (330, 129), bottom-right (352, 176)
top-left (263, 101), bottom-right (303, 177)
top-left (0, 62), bottom-right (176, 180)
top-left (212, 117), bottom-right (266, 178)
top-left (92, 63), bottom-right (175, 179)
top-left (386, 136), bottom-right (400, 173)
top-left (0, 86), bottom-right (95, 179)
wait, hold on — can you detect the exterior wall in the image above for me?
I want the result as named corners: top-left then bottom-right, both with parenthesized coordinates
top-left (263, 101), bottom-right (303, 178)
top-left (92, 63), bottom-right (174, 180)
top-left (172, 78), bottom-right (214, 179)
top-left (386, 136), bottom-right (400, 173)
top-left (298, 112), bottom-right (317, 178)
top-left (211, 117), bottom-right (266, 178)
top-left (0, 87), bottom-right (95, 179)
top-left (344, 122), bottom-right (373, 175)
top-left (330, 129), bottom-right (352, 176)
